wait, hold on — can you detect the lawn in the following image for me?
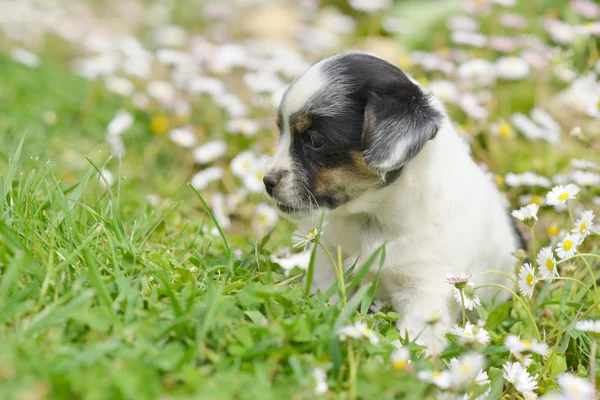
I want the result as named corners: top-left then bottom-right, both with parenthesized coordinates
top-left (0, 0), bottom-right (599, 399)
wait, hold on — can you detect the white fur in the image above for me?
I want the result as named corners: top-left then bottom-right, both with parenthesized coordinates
top-left (301, 118), bottom-right (518, 354)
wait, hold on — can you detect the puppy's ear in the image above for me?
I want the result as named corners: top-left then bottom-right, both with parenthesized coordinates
top-left (362, 87), bottom-right (443, 177)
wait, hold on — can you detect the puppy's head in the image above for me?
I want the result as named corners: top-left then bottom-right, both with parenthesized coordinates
top-left (264, 52), bottom-right (443, 220)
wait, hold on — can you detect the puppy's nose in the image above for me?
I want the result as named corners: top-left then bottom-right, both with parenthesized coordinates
top-left (263, 173), bottom-right (281, 196)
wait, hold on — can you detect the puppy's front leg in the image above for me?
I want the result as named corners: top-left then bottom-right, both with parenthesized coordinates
top-left (391, 282), bottom-right (458, 355)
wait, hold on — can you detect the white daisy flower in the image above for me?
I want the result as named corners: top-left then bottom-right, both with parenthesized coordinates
top-left (450, 321), bottom-right (491, 345)
top-left (546, 184), bottom-right (580, 206)
top-left (313, 368), bottom-right (328, 395)
top-left (537, 247), bottom-right (558, 279)
top-left (490, 121), bottom-right (515, 137)
top-left (570, 171), bottom-right (600, 187)
top-left (338, 321), bottom-right (379, 345)
top-left (348, 0), bottom-right (392, 13)
top-left (444, 273), bottom-right (472, 287)
top-left (269, 251), bottom-right (310, 277)
top-left (496, 56), bottom-right (530, 80)
top-left (11, 48), bottom-right (40, 68)
top-left (573, 210), bottom-right (595, 237)
top-left (146, 80), bottom-right (176, 103)
top-left (512, 108), bottom-right (561, 144)
top-left (105, 76), bottom-right (134, 97)
top-left (417, 370), bottom-right (452, 389)
top-left (226, 119), bottom-right (260, 137)
top-left (574, 320), bottom-right (600, 334)
top-left (191, 167), bottom-right (223, 190)
top-left (511, 204), bottom-right (539, 226)
top-left (503, 361), bottom-right (538, 399)
top-left (518, 263), bottom-right (537, 298)
top-left (107, 110), bottom-right (134, 136)
top-left (556, 233), bottom-right (582, 259)
top-left (252, 203), bottom-right (278, 235)
top-left (168, 127), bottom-right (197, 148)
top-left (505, 335), bottom-right (549, 357)
top-left (505, 172), bottom-right (551, 188)
top-left (448, 353), bottom-right (485, 387)
top-left (571, 159), bottom-right (598, 170)
top-left (193, 140), bottom-right (227, 165)
top-left (391, 347), bottom-right (411, 371)
top-left (557, 373), bottom-right (595, 399)
top-left (292, 228), bottom-right (321, 250)
top-left (453, 282), bottom-right (481, 310)
top-left (230, 151), bottom-right (257, 178)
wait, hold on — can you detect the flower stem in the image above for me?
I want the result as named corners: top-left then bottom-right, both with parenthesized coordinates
top-left (582, 256), bottom-right (598, 295)
top-left (556, 253), bottom-right (600, 265)
top-left (474, 283), bottom-right (541, 341)
top-left (347, 341), bottom-right (357, 400)
top-left (319, 243), bottom-right (346, 307)
top-left (538, 277), bottom-right (598, 304)
top-left (591, 339), bottom-right (597, 393)
top-left (567, 203), bottom-right (575, 226)
top-left (530, 226), bottom-right (537, 269)
top-left (459, 288), bottom-right (467, 327)
top-left (475, 269), bottom-right (518, 285)
top-left (337, 246), bottom-right (347, 307)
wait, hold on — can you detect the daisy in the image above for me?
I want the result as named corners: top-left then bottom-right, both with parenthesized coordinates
top-left (451, 321), bottom-right (490, 345)
top-left (556, 233), bottom-right (582, 259)
top-left (269, 251), bottom-right (310, 277)
top-left (252, 203), bottom-right (278, 235)
top-left (571, 158), bottom-right (598, 170)
top-left (557, 373), bottom-right (595, 399)
top-left (570, 171), bottom-right (600, 187)
top-left (490, 121), bottom-right (514, 137)
top-left (573, 210), bottom-right (594, 237)
top-left (107, 110), bottom-right (134, 136)
top-left (417, 370), bottom-right (452, 389)
top-left (146, 80), bottom-right (176, 103)
top-left (105, 76), bottom-right (134, 96)
top-left (226, 119), bottom-right (260, 137)
top-left (495, 56), bottom-right (530, 80)
top-left (503, 362), bottom-right (538, 399)
top-left (193, 140), bottom-right (227, 165)
top-left (546, 184), bottom-right (580, 206)
top-left (292, 228), bottom-right (321, 250)
top-left (338, 321), bottom-right (379, 345)
top-left (313, 368), bottom-right (328, 395)
top-left (191, 167), bottom-right (223, 190)
top-left (536, 247), bottom-right (558, 279)
top-left (448, 353), bottom-right (485, 387)
top-left (505, 335), bottom-right (548, 357)
top-left (518, 263), bottom-right (537, 298)
top-left (168, 127), bottom-right (197, 148)
top-left (391, 347), bottom-right (411, 371)
top-left (230, 151), bottom-right (257, 178)
top-left (512, 108), bottom-right (561, 144)
top-left (444, 273), bottom-right (472, 288)
top-left (348, 0), bottom-right (392, 13)
top-left (453, 282), bottom-right (481, 310)
top-left (574, 320), bottom-right (600, 334)
top-left (511, 204), bottom-right (539, 226)
top-left (11, 48), bottom-right (40, 68)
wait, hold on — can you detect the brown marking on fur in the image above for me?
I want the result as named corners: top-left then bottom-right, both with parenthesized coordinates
top-left (294, 114), bottom-right (312, 134)
top-left (313, 151), bottom-right (380, 199)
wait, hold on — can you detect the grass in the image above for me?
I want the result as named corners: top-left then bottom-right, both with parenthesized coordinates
top-left (0, 0), bottom-right (599, 399)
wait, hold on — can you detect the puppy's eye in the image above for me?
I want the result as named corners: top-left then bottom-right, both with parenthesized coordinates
top-left (307, 130), bottom-right (326, 149)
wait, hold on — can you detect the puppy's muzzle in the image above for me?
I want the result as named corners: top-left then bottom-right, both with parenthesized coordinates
top-left (263, 170), bottom-right (287, 197)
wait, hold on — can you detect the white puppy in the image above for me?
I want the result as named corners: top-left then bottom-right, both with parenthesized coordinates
top-left (263, 52), bottom-right (522, 353)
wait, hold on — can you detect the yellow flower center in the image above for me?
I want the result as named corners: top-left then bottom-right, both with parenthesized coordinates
top-left (526, 274), bottom-right (534, 287)
top-left (465, 332), bottom-right (472, 337)
top-left (417, 77), bottom-right (429, 87)
top-left (433, 371), bottom-right (442, 378)
top-left (546, 258), bottom-right (554, 272)
top-left (256, 171), bottom-right (265, 180)
top-left (258, 214), bottom-right (268, 224)
top-left (495, 175), bottom-right (504, 185)
top-left (459, 365), bottom-right (472, 375)
top-left (547, 225), bottom-right (559, 237)
top-left (521, 340), bottom-right (532, 347)
top-left (393, 360), bottom-right (407, 370)
top-left (241, 161), bottom-right (250, 170)
top-left (558, 193), bottom-right (570, 201)
top-left (580, 222), bottom-right (587, 234)
top-left (531, 195), bottom-right (542, 205)
top-left (150, 115), bottom-right (170, 134)
top-left (563, 240), bottom-right (573, 250)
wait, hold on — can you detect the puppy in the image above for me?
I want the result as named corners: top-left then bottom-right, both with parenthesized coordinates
top-left (263, 52), bottom-right (521, 353)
